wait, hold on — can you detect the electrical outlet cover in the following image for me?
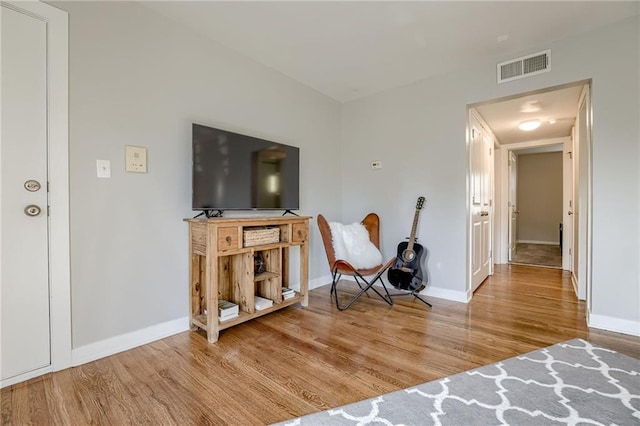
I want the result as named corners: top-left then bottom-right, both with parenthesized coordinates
top-left (125, 145), bottom-right (147, 173)
top-left (96, 160), bottom-right (111, 178)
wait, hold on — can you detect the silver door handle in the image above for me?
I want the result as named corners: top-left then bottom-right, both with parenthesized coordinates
top-left (24, 179), bottom-right (41, 192)
top-left (568, 211), bottom-right (573, 215)
top-left (24, 205), bottom-right (42, 216)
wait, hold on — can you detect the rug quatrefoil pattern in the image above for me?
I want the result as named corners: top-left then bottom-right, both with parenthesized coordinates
top-left (277, 339), bottom-right (640, 425)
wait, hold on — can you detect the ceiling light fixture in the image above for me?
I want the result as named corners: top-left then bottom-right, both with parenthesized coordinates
top-left (519, 120), bottom-right (541, 131)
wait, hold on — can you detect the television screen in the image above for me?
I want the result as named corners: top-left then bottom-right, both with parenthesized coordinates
top-left (192, 123), bottom-right (300, 212)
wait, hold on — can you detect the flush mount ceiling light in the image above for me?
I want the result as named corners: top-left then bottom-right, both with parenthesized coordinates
top-left (519, 120), bottom-right (541, 131)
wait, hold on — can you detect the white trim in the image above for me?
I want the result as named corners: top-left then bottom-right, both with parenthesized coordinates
top-left (338, 275), bottom-right (469, 303)
top-left (503, 137), bottom-right (569, 152)
top-left (588, 314), bottom-right (640, 337)
top-left (0, 365), bottom-right (52, 389)
top-left (423, 286), bottom-right (470, 303)
top-left (45, 1), bottom-right (72, 374)
top-left (72, 317), bottom-right (189, 367)
top-left (310, 274), bottom-right (332, 290)
top-left (517, 240), bottom-right (559, 245)
top-left (571, 273), bottom-right (581, 301)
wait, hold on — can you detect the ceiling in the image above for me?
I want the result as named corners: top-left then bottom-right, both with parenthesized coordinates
top-left (474, 84), bottom-right (584, 146)
top-left (142, 1), bottom-right (637, 145)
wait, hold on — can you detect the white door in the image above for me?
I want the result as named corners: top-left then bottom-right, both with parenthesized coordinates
top-left (508, 151), bottom-right (518, 262)
top-left (470, 113), bottom-right (492, 291)
top-left (562, 134), bottom-right (573, 271)
top-left (1, 4), bottom-right (51, 380)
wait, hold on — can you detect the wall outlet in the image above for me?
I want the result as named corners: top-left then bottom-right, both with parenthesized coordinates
top-left (371, 161), bottom-right (382, 170)
top-left (125, 145), bottom-right (147, 173)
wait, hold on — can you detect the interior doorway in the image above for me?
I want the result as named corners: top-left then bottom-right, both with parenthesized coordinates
top-left (508, 148), bottom-right (564, 269)
top-left (468, 80), bottom-right (592, 304)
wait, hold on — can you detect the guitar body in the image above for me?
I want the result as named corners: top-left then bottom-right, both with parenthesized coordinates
top-left (388, 241), bottom-right (426, 291)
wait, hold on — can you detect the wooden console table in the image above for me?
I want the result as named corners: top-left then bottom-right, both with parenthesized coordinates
top-left (185, 216), bottom-right (311, 342)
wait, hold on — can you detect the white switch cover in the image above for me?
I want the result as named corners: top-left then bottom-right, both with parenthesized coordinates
top-left (125, 145), bottom-right (147, 173)
top-left (371, 161), bottom-right (382, 170)
top-left (96, 160), bottom-right (111, 178)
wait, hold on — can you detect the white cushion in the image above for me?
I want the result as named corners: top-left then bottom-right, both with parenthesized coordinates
top-left (329, 221), bottom-right (383, 270)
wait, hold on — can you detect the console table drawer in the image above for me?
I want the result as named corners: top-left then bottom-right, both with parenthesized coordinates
top-left (291, 223), bottom-right (308, 242)
top-left (218, 227), bottom-right (239, 251)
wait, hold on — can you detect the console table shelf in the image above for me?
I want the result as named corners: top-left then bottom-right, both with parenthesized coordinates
top-left (185, 216), bottom-right (310, 342)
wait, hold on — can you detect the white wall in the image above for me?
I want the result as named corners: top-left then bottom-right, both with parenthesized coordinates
top-left (517, 152), bottom-right (563, 244)
top-left (342, 16), bottom-right (639, 330)
top-left (57, 1), bottom-right (342, 348)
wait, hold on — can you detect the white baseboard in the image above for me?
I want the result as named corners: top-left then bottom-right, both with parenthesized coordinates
top-left (571, 273), bottom-right (579, 298)
top-left (1, 365), bottom-right (53, 389)
top-left (423, 286), bottom-right (470, 303)
top-left (309, 274), bottom-right (332, 290)
top-left (588, 313), bottom-right (640, 337)
top-left (517, 240), bottom-right (559, 245)
top-left (331, 275), bottom-right (469, 303)
top-left (72, 316), bottom-right (190, 367)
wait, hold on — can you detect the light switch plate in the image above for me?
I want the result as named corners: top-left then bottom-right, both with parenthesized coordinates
top-left (125, 145), bottom-right (147, 173)
top-left (97, 160), bottom-right (111, 178)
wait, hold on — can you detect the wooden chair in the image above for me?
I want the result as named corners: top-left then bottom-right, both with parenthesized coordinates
top-left (317, 213), bottom-right (394, 310)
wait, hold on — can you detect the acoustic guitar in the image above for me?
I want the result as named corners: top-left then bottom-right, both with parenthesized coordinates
top-left (387, 196), bottom-right (427, 291)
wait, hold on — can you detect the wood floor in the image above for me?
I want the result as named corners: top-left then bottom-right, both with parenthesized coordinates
top-left (2, 264), bottom-right (639, 425)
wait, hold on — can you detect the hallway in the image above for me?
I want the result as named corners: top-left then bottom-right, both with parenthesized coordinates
top-left (510, 243), bottom-right (562, 268)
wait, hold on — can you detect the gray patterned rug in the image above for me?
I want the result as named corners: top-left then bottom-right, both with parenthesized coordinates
top-left (276, 339), bottom-right (640, 425)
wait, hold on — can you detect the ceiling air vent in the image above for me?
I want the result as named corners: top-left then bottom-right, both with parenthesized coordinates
top-left (497, 49), bottom-right (551, 84)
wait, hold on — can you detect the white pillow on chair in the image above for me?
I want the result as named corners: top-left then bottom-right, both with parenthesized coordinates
top-left (329, 221), bottom-right (383, 270)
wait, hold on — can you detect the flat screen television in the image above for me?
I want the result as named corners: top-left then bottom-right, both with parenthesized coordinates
top-left (192, 123), bottom-right (300, 214)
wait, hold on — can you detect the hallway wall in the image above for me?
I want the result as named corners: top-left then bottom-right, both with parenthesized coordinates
top-left (517, 152), bottom-right (563, 244)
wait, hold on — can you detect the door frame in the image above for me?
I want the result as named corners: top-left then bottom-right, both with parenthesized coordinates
top-left (508, 150), bottom-right (517, 262)
top-left (574, 85), bottom-right (592, 304)
top-left (499, 138), bottom-right (567, 260)
top-left (0, 0), bottom-right (70, 388)
top-left (466, 80), bottom-right (592, 307)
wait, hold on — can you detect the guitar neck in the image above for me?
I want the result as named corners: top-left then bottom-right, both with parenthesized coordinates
top-left (406, 209), bottom-right (420, 251)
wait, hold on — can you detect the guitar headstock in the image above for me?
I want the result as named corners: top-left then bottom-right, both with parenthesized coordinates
top-left (416, 196), bottom-right (426, 210)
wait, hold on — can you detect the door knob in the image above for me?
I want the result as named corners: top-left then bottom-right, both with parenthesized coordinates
top-left (568, 211), bottom-right (573, 215)
top-left (24, 205), bottom-right (42, 216)
top-left (24, 179), bottom-right (41, 192)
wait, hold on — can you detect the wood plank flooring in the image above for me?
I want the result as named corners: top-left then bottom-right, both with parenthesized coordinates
top-left (2, 264), bottom-right (639, 425)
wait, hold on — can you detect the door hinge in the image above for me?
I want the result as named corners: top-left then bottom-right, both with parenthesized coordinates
top-left (569, 248), bottom-right (571, 255)
top-left (567, 151), bottom-right (573, 159)
top-left (489, 199), bottom-right (492, 207)
top-left (47, 206), bottom-right (51, 216)
top-left (569, 200), bottom-right (572, 208)
top-left (489, 148), bottom-right (492, 155)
